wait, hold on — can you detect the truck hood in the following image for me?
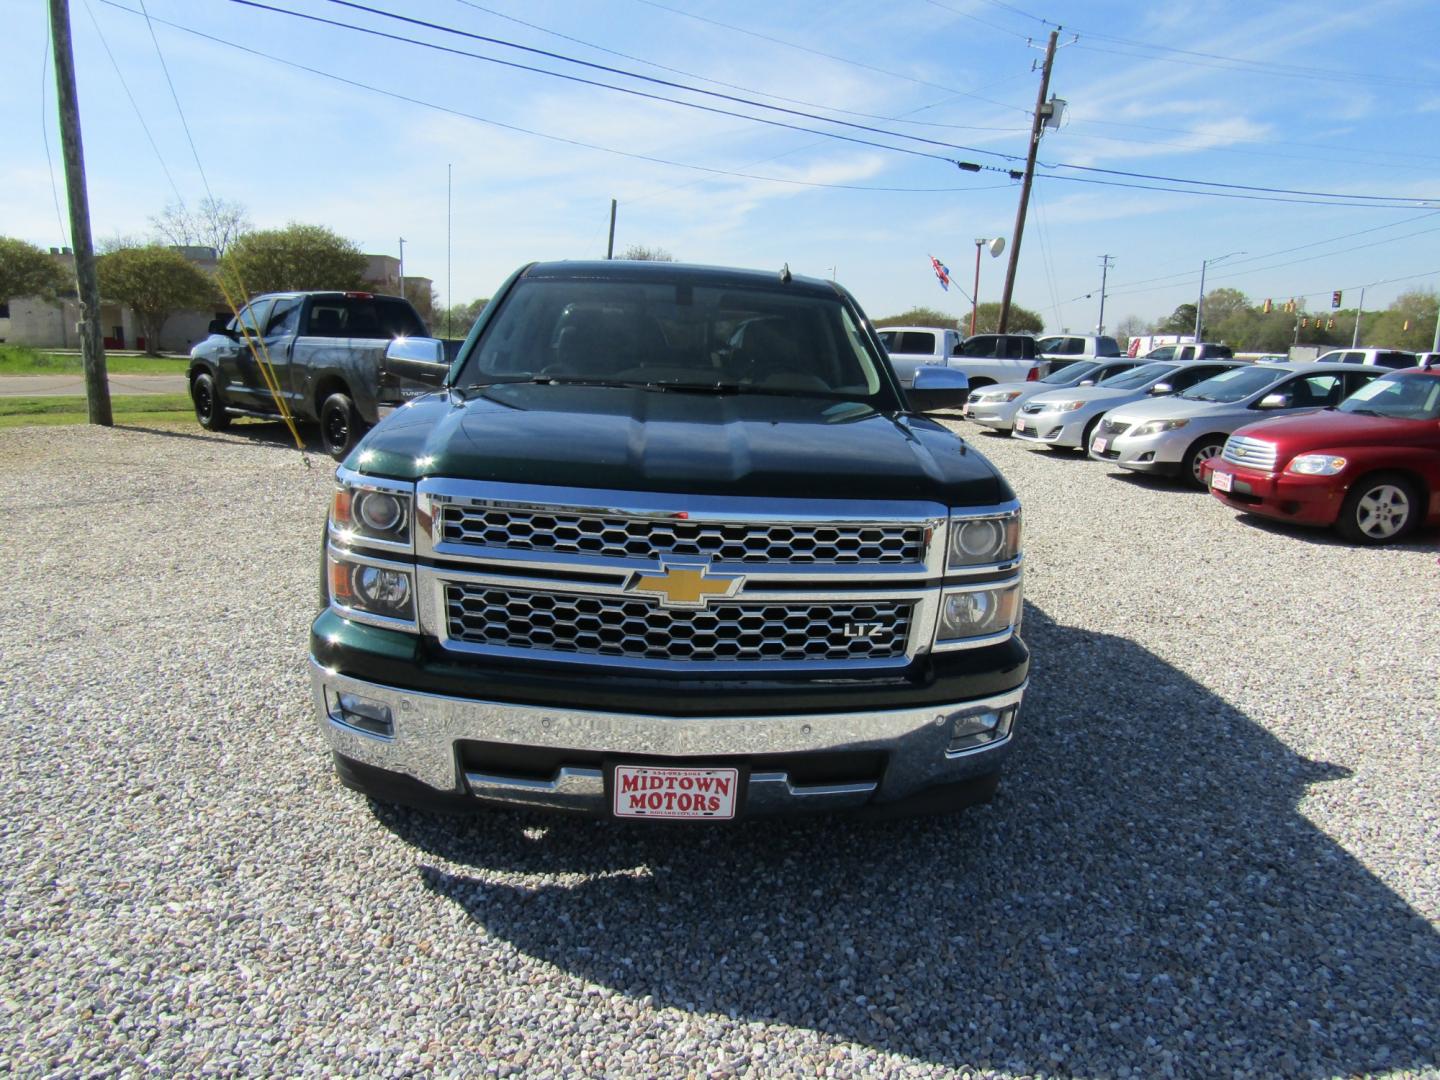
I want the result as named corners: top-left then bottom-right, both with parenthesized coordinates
top-left (1231, 409), bottom-right (1436, 451)
top-left (347, 385), bottom-right (1009, 504)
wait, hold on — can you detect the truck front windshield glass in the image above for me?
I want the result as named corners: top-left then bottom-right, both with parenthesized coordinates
top-left (1338, 373), bottom-right (1440, 419)
top-left (458, 279), bottom-right (891, 402)
top-left (1099, 362), bottom-right (1175, 389)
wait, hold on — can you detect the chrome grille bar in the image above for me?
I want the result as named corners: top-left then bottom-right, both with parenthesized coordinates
top-left (1222, 434), bottom-right (1278, 471)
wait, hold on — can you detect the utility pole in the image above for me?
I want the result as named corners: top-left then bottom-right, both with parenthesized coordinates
top-left (606, 199), bottom-right (617, 259)
top-left (446, 163), bottom-right (452, 339)
top-left (49, 0), bottom-right (110, 426)
top-left (398, 236), bottom-right (406, 298)
top-left (1351, 286), bottom-right (1366, 347)
top-left (997, 28), bottom-right (1058, 333)
top-left (1096, 254), bottom-right (1114, 335)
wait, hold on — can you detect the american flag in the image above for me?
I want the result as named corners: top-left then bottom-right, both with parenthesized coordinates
top-left (929, 255), bottom-right (951, 291)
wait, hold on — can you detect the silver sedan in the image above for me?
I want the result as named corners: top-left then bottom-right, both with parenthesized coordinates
top-left (965, 358), bottom-right (1140, 432)
top-left (1011, 359), bottom-right (1243, 451)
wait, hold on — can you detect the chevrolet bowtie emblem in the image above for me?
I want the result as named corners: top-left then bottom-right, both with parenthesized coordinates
top-left (629, 563), bottom-right (743, 609)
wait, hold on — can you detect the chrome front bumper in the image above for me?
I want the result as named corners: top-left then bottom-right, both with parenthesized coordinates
top-left (311, 658), bottom-right (1024, 816)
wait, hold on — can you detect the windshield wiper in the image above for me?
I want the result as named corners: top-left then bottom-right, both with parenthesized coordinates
top-left (1345, 407), bottom-right (1386, 417)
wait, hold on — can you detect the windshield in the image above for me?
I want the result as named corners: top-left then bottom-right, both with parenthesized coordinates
top-left (1098, 362), bottom-right (1176, 390)
top-left (1040, 361), bottom-right (1099, 385)
top-left (1180, 366), bottom-right (1285, 403)
top-left (1337, 373), bottom-right (1440, 419)
top-left (455, 278), bottom-right (894, 403)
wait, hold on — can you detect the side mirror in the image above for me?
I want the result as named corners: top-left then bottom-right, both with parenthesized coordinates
top-left (1257, 393), bottom-right (1290, 409)
top-left (1078, 379), bottom-right (1095, 387)
top-left (909, 365), bottom-right (970, 412)
top-left (384, 336), bottom-right (446, 365)
top-left (208, 318), bottom-right (237, 338)
top-left (1148, 381), bottom-right (1174, 395)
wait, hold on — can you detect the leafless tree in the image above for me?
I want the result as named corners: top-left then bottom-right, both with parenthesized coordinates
top-left (620, 244), bottom-right (675, 262)
top-left (150, 197), bottom-right (252, 257)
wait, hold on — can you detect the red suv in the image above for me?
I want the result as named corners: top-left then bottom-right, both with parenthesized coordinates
top-left (1204, 362), bottom-right (1440, 543)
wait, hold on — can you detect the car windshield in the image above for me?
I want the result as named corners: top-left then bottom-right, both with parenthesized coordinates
top-left (1179, 366), bottom-right (1285, 403)
top-left (1337, 373), bottom-right (1440, 419)
top-left (455, 278), bottom-right (893, 403)
top-left (1098, 362), bottom-right (1175, 389)
top-left (1040, 361), bottom-right (1099, 385)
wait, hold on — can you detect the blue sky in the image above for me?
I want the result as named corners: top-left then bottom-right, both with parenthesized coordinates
top-left (4, 0), bottom-right (1439, 332)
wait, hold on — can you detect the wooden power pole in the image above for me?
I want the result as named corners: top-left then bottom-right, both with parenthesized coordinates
top-left (49, 0), bottom-right (111, 426)
top-left (997, 28), bottom-right (1059, 334)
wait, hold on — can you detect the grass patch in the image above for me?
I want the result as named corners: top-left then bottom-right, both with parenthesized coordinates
top-left (0, 393), bottom-right (194, 429)
top-left (0, 344), bottom-right (190, 376)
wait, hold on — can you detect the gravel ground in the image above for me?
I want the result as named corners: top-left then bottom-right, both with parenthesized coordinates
top-left (1, 418), bottom-right (1436, 1078)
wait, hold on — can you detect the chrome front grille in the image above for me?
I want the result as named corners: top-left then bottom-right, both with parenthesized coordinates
top-left (1020, 402), bottom-right (1046, 414)
top-left (1098, 418), bottom-right (1131, 437)
top-left (1223, 435), bottom-right (1278, 472)
top-left (444, 583), bottom-right (913, 666)
top-left (438, 504), bottom-right (927, 565)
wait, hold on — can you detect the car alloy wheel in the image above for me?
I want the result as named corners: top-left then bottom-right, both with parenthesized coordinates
top-left (1354, 483), bottom-right (1411, 540)
top-left (1186, 440), bottom-right (1225, 487)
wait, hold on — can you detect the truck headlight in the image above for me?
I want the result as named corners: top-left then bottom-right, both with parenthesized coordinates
top-left (327, 549), bottom-right (417, 629)
top-left (331, 475), bottom-right (414, 549)
top-left (1287, 454), bottom-right (1348, 476)
top-left (935, 578), bottom-right (1022, 648)
top-left (1133, 418), bottom-right (1189, 436)
top-left (947, 509), bottom-right (1022, 570)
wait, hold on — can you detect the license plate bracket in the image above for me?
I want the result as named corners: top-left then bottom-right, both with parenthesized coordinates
top-left (1212, 469), bottom-right (1234, 492)
top-left (1092, 436), bottom-right (1108, 453)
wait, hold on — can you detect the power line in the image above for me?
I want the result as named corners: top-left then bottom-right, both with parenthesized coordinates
top-left (39, 16), bottom-right (69, 247)
top-left (249, 0), bottom-right (1440, 208)
top-left (628, 0), bottom-right (1035, 113)
top-left (968, 0), bottom-right (1432, 88)
top-left (1064, 116), bottom-right (1440, 166)
top-left (79, 0), bottom-right (185, 205)
top-left (99, 1), bottom-right (1017, 195)
top-left (137, 0), bottom-right (213, 202)
top-left (449, 0), bottom-right (1031, 134)
top-left (1039, 172), bottom-right (1434, 210)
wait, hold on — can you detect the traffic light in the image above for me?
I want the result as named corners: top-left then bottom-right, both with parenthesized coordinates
top-left (1262, 298), bottom-right (1273, 313)
top-left (1301, 317), bottom-right (1309, 328)
top-left (1327, 318), bottom-right (1335, 330)
top-left (1404, 319), bottom-right (1412, 331)
top-left (1331, 290), bottom-right (1343, 309)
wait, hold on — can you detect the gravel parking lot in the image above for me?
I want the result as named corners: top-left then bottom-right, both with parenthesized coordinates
top-left (2, 418), bottom-right (1436, 1078)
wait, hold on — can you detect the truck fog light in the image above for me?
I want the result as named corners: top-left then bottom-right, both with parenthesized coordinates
top-left (331, 690), bottom-right (394, 737)
top-left (947, 705), bottom-right (1016, 753)
top-left (355, 565), bottom-right (412, 612)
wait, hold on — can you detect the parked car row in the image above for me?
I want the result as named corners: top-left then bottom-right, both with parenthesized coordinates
top-left (956, 356), bottom-right (1440, 545)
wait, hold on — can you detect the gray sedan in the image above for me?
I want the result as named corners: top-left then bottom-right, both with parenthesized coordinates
top-left (965, 358), bottom-right (1140, 432)
top-left (1012, 359), bottom-right (1243, 451)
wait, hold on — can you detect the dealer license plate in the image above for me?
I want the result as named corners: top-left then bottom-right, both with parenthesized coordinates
top-left (961, 402), bottom-right (972, 417)
top-left (1014, 417), bottom-right (1027, 432)
top-left (1092, 437), bottom-right (1108, 454)
top-left (612, 765), bottom-right (739, 820)
top-left (1212, 469), bottom-right (1233, 492)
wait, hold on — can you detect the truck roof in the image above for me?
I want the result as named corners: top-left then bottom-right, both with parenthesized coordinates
top-left (522, 260), bottom-right (841, 298)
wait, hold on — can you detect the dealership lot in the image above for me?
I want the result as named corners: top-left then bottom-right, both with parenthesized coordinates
top-left (1, 421), bottom-right (1435, 1077)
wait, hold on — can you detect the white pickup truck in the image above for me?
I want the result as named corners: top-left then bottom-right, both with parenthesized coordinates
top-left (877, 326), bottom-right (1046, 391)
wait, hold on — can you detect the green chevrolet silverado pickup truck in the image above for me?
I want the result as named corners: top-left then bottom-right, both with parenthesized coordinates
top-left (310, 260), bottom-right (1028, 820)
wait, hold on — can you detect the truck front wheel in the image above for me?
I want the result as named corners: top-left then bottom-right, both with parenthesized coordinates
top-left (191, 372), bottom-right (230, 431)
top-left (320, 391), bottom-right (364, 460)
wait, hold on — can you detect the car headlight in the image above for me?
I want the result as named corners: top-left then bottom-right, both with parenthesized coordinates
top-left (331, 475), bottom-right (414, 549)
top-left (992, 390), bottom-right (1023, 402)
top-left (327, 548), bottom-right (417, 629)
top-left (1132, 418), bottom-right (1189, 437)
top-left (1287, 454), bottom-right (1348, 476)
top-left (1052, 400), bottom-right (1087, 412)
top-left (947, 509), bottom-right (1022, 570)
top-left (935, 579), bottom-right (1022, 649)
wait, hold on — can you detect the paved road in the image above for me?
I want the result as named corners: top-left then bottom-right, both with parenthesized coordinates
top-left (0, 373), bottom-right (189, 397)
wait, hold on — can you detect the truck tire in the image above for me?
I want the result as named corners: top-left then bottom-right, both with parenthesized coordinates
top-left (191, 372), bottom-right (230, 431)
top-left (320, 391), bottom-right (364, 460)
top-left (1181, 435), bottom-right (1226, 489)
top-left (1336, 472), bottom-right (1419, 544)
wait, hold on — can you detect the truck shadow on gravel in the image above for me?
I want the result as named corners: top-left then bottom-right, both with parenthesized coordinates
top-left (375, 606), bottom-right (1438, 1077)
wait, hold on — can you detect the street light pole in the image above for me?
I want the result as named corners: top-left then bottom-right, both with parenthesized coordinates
top-left (1194, 251), bottom-right (1245, 340)
top-left (1097, 254), bottom-right (1114, 335)
top-left (398, 236), bottom-right (406, 298)
top-left (1352, 286), bottom-right (1366, 348)
top-left (971, 240), bottom-right (984, 336)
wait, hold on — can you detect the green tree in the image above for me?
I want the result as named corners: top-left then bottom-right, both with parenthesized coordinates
top-left (1366, 289), bottom-right (1438, 351)
top-left (401, 279), bottom-right (439, 325)
top-left (1155, 303), bottom-right (1198, 335)
top-left (971, 302), bottom-right (1043, 335)
top-left (874, 306), bottom-right (959, 330)
top-left (437, 297), bottom-right (489, 339)
top-left (97, 245), bottom-right (217, 356)
top-left (218, 223), bottom-right (366, 297)
top-left (0, 237), bottom-right (68, 300)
